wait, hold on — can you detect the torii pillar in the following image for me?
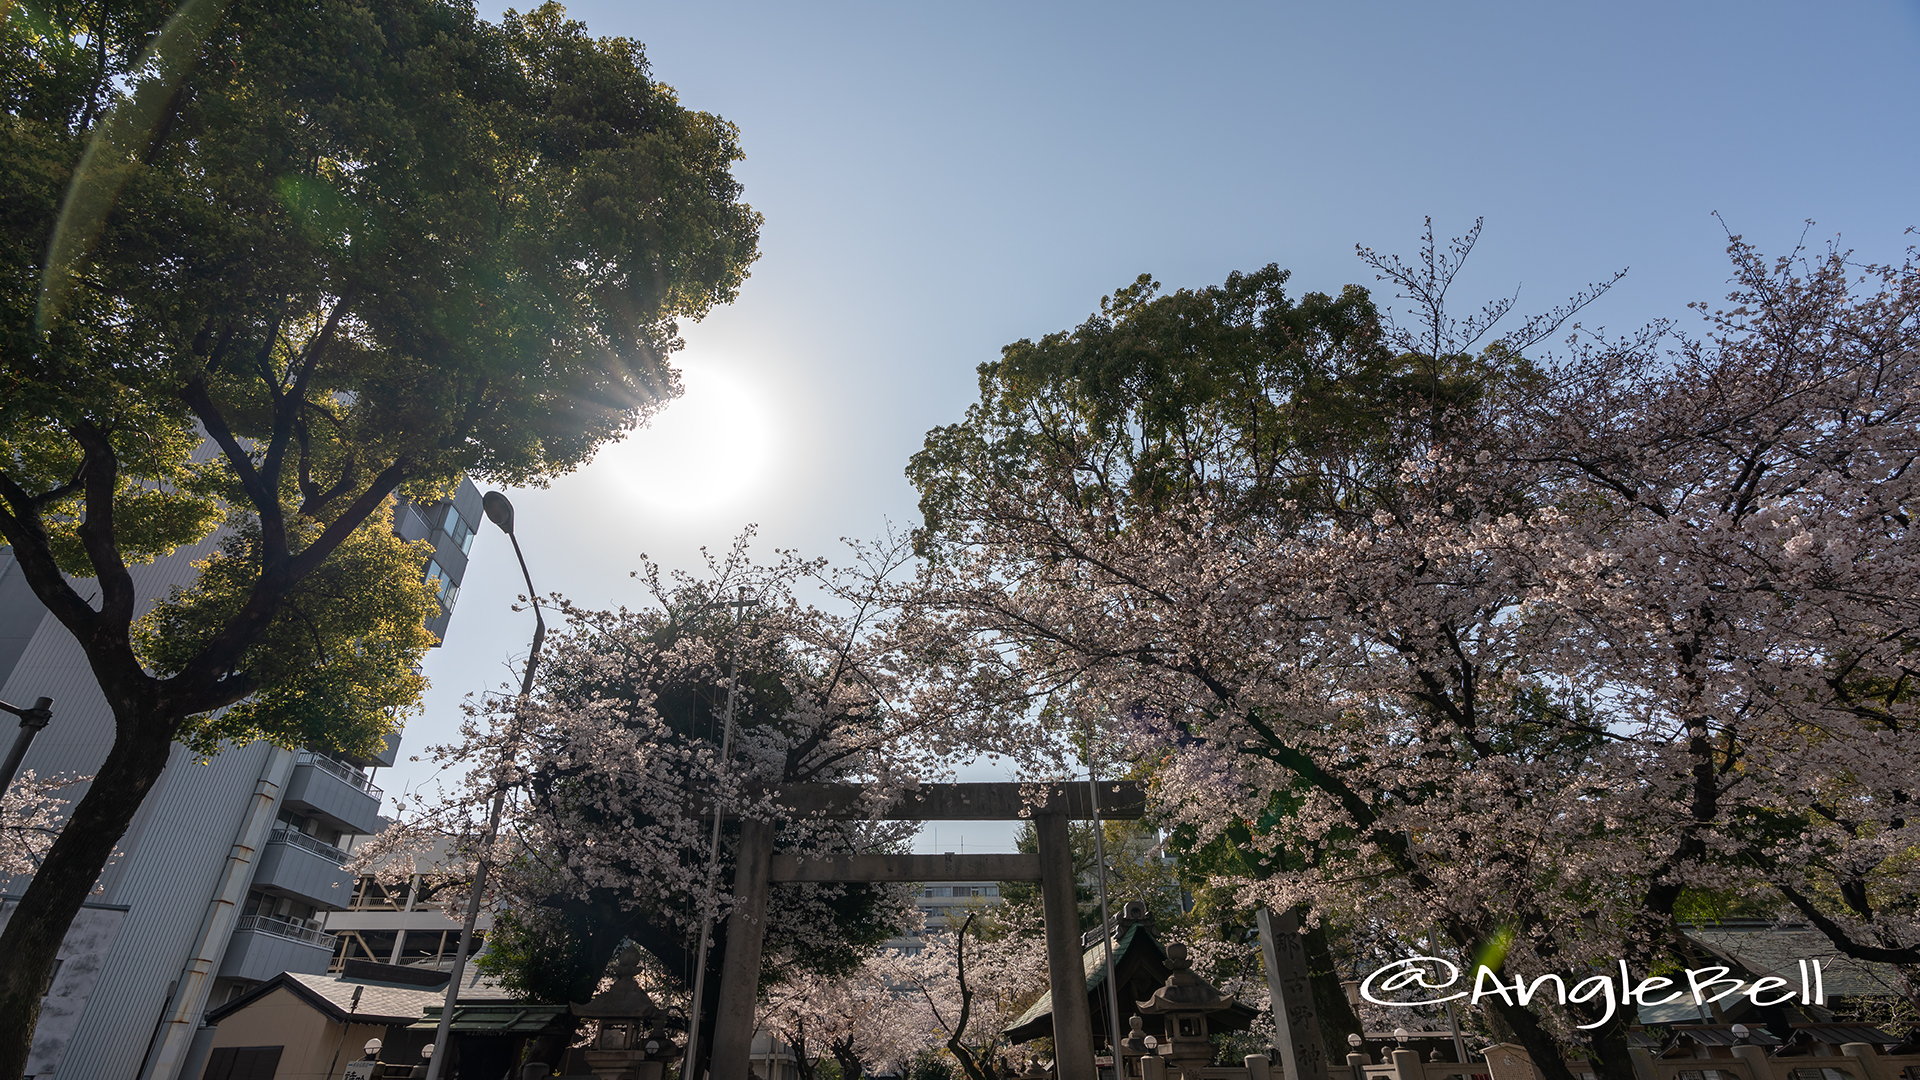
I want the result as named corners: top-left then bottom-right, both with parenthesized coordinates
top-left (703, 782), bottom-right (1142, 1080)
top-left (1035, 810), bottom-right (1097, 1080)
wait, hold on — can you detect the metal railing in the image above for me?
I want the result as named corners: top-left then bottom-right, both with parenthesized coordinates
top-left (236, 914), bottom-right (336, 948)
top-left (295, 750), bottom-right (383, 800)
top-left (267, 826), bottom-right (351, 865)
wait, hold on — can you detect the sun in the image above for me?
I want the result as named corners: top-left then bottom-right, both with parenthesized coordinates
top-left (602, 365), bottom-right (773, 513)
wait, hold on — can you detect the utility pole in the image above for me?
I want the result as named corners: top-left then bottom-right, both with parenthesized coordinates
top-left (1086, 716), bottom-right (1124, 1060)
top-left (683, 587), bottom-right (759, 1080)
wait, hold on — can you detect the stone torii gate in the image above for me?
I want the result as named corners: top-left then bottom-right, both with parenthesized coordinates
top-left (707, 781), bottom-right (1146, 1080)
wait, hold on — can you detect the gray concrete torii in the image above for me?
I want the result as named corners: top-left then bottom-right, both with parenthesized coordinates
top-left (707, 781), bottom-right (1146, 1080)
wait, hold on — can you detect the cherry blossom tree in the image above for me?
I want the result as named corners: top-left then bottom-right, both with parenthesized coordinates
top-left (907, 226), bottom-right (1920, 1077)
top-left (370, 534), bottom-right (1029, 1065)
top-left (0, 773), bottom-right (83, 879)
top-left (761, 950), bottom-right (940, 1080)
top-left (897, 911), bottom-right (1052, 1080)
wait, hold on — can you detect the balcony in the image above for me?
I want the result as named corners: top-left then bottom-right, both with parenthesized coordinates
top-left (220, 915), bottom-right (337, 982)
top-left (250, 828), bottom-right (354, 909)
top-left (282, 752), bottom-right (384, 835)
top-left (394, 502), bottom-right (431, 544)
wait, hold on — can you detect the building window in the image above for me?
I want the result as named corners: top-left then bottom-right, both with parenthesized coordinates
top-left (243, 889), bottom-right (320, 928)
top-left (439, 503), bottom-right (475, 554)
top-left (276, 808), bottom-right (345, 849)
top-left (424, 559), bottom-right (459, 611)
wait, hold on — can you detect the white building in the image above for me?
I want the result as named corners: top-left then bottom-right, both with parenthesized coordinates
top-left (886, 880), bottom-right (1003, 954)
top-left (0, 480), bottom-right (483, 1080)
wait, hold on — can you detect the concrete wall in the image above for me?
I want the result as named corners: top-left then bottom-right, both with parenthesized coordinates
top-left (0, 897), bottom-right (127, 1078)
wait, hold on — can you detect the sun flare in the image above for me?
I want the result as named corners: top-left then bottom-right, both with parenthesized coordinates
top-left (604, 365), bottom-right (773, 513)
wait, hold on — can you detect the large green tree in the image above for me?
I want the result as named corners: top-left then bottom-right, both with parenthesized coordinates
top-left (0, 1), bottom-right (758, 1068)
top-left (908, 228), bottom-right (1920, 1079)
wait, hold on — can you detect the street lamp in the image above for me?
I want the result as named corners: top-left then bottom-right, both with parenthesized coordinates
top-left (425, 491), bottom-right (545, 1080)
top-left (0, 695), bottom-right (54, 799)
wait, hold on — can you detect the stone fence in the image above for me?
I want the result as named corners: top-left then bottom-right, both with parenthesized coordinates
top-left (1109, 1043), bottom-right (1920, 1080)
top-left (1342, 1044), bottom-right (1920, 1080)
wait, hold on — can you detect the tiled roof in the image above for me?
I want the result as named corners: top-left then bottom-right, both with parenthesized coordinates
top-left (1685, 927), bottom-right (1908, 999)
top-left (205, 964), bottom-right (517, 1026)
top-left (1004, 922), bottom-right (1260, 1042)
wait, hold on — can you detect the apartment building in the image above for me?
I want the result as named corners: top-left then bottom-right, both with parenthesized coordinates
top-left (886, 881), bottom-right (1004, 954)
top-left (0, 479), bottom-right (483, 1080)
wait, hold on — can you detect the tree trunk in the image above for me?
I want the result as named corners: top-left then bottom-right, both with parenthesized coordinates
top-left (623, 913), bottom-right (726, 1075)
top-left (1589, 1017), bottom-right (1641, 1080)
top-left (791, 1023), bottom-right (814, 1080)
top-left (0, 699), bottom-right (176, 1080)
top-left (832, 1038), bottom-right (864, 1080)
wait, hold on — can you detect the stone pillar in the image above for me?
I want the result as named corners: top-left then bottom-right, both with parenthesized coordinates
top-left (1141, 1056), bottom-right (1168, 1080)
top-left (708, 816), bottom-right (776, 1080)
top-left (1257, 907), bottom-right (1330, 1080)
top-left (1839, 1043), bottom-right (1881, 1080)
top-left (1349, 1051), bottom-right (1373, 1080)
top-left (1730, 1043), bottom-right (1774, 1080)
top-left (1038, 813), bottom-right (1097, 1080)
top-left (1248, 1054), bottom-right (1274, 1080)
top-left (1391, 1048), bottom-right (1424, 1080)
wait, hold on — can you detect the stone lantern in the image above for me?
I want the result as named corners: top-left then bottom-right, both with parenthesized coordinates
top-left (1135, 943), bottom-right (1234, 1080)
top-left (573, 947), bottom-right (681, 1080)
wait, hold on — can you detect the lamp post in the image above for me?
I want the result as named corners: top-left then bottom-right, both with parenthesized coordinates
top-left (425, 491), bottom-right (545, 1080)
top-left (0, 695), bottom-right (54, 799)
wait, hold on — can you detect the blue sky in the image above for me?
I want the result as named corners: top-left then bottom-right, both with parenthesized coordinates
top-left (392, 1), bottom-right (1920, 851)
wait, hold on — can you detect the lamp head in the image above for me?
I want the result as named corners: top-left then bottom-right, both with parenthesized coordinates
top-left (1349, 1034), bottom-right (1365, 1048)
top-left (364, 1039), bottom-right (382, 1058)
top-left (1730, 1024), bottom-right (1750, 1043)
top-left (1395, 1028), bottom-right (1411, 1044)
top-left (482, 491), bottom-right (516, 535)
top-left (422, 1044), bottom-right (434, 1060)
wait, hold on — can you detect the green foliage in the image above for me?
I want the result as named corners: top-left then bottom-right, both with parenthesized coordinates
top-left (0, 413), bottom-right (225, 572)
top-left (907, 265), bottom-right (1551, 553)
top-left (903, 1052), bottom-right (959, 1080)
top-left (0, 3), bottom-right (760, 1057)
top-left (477, 904), bottom-right (612, 1005)
top-left (134, 501), bottom-right (438, 756)
top-left (1, 0), bottom-right (759, 735)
